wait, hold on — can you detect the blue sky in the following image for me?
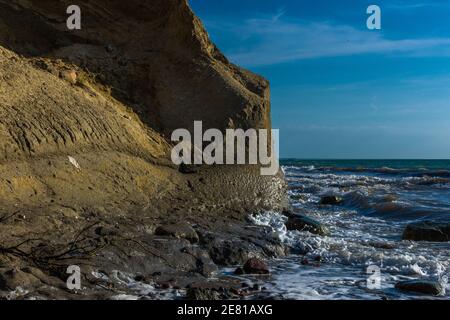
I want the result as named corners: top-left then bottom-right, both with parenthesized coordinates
top-left (190, 0), bottom-right (450, 159)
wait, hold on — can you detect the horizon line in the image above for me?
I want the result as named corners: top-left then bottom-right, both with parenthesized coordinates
top-left (280, 158), bottom-right (450, 161)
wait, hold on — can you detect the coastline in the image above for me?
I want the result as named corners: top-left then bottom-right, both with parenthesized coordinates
top-left (1, 1), bottom-right (448, 302)
top-left (0, 164), bottom-right (289, 299)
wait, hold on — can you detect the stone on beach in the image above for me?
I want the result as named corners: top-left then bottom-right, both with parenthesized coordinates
top-left (241, 258), bottom-right (270, 275)
top-left (154, 223), bottom-right (199, 243)
top-left (319, 195), bottom-right (343, 205)
top-left (395, 280), bottom-right (445, 296)
top-left (285, 214), bottom-right (329, 236)
top-left (402, 221), bottom-right (450, 242)
top-left (186, 287), bottom-right (221, 300)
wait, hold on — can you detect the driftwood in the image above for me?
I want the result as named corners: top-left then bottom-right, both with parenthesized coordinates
top-left (0, 215), bottom-right (104, 268)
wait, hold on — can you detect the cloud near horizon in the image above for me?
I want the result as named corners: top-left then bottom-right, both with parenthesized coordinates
top-left (205, 12), bottom-right (450, 67)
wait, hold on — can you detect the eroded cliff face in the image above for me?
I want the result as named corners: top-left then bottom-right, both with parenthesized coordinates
top-left (0, 0), bottom-right (285, 213)
top-left (0, 0), bottom-right (281, 213)
top-left (0, 0), bottom-right (271, 136)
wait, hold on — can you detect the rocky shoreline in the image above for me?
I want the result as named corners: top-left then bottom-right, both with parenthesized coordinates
top-left (1, 180), bottom-right (448, 299)
top-left (0, 163), bottom-right (289, 300)
top-left (0, 211), bottom-right (287, 300)
top-left (0, 217), bottom-right (291, 300)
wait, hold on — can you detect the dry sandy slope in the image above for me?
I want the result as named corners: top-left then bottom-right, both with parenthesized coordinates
top-left (0, 46), bottom-right (175, 211)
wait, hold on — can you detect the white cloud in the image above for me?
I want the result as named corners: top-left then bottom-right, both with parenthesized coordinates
top-left (387, 1), bottom-right (450, 10)
top-left (206, 13), bottom-right (450, 67)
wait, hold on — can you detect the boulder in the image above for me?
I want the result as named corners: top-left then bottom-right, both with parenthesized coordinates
top-left (60, 69), bottom-right (77, 85)
top-left (234, 267), bottom-right (245, 275)
top-left (0, 268), bottom-right (42, 291)
top-left (186, 287), bottom-right (221, 300)
top-left (202, 224), bottom-right (288, 266)
top-left (319, 195), bottom-right (343, 205)
top-left (154, 223), bottom-right (199, 243)
top-left (180, 246), bottom-right (218, 277)
top-left (402, 221), bottom-right (450, 242)
top-left (395, 280), bottom-right (445, 296)
top-left (207, 239), bottom-right (252, 266)
top-left (242, 258), bottom-right (270, 275)
top-left (285, 214), bottom-right (329, 236)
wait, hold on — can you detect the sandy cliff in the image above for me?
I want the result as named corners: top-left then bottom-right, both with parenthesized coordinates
top-left (0, 0), bottom-right (281, 210)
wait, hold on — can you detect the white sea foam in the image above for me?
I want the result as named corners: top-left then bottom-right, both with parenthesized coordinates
top-left (248, 205), bottom-right (449, 299)
top-left (282, 161), bottom-right (450, 283)
top-left (3, 287), bottom-right (29, 300)
top-left (91, 270), bottom-right (184, 300)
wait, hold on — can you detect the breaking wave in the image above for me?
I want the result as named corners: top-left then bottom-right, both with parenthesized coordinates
top-left (247, 160), bottom-right (450, 299)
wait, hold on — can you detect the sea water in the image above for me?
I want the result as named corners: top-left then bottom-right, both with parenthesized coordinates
top-left (249, 160), bottom-right (449, 300)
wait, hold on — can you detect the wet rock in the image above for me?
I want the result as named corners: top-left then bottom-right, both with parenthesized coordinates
top-left (186, 287), bottom-right (221, 300)
top-left (201, 222), bottom-right (288, 268)
top-left (319, 195), bottom-right (343, 205)
top-left (158, 282), bottom-right (171, 290)
top-left (20, 266), bottom-right (65, 289)
top-left (242, 258), bottom-right (270, 275)
top-left (0, 268), bottom-right (42, 291)
top-left (111, 236), bottom-right (214, 281)
top-left (181, 246), bottom-right (218, 277)
top-left (402, 221), bottom-right (450, 242)
top-left (133, 274), bottom-right (146, 282)
top-left (207, 239), bottom-right (255, 266)
top-left (234, 267), bottom-right (244, 275)
top-left (285, 214), bottom-right (329, 236)
top-left (154, 223), bottom-right (199, 243)
top-left (395, 280), bottom-right (445, 296)
top-left (367, 241), bottom-right (396, 249)
top-left (313, 255), bottom-right (323, 263)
